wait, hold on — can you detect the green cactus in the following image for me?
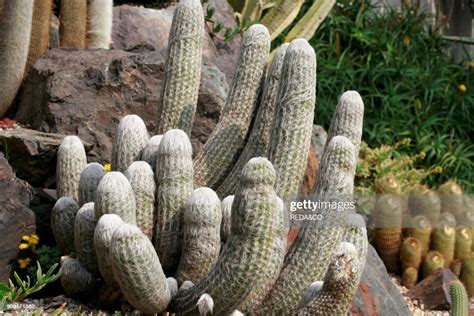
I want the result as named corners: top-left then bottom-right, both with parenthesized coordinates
top-left (296, 242), bottom-right (363, 315)
top-left (87, 0), bottom-right (113, 49)
top-left (422, 251), bottom-right (445, 279)
top-left (404, 215), bottom-right (432, 258)
top-left (60, 256), bottom-right (96, 296)
top-left (154, 129), bottom-right (194, 272)
top-left (400, 237), bottom-right (423, 271)
top-left (78, 162), bottom-right (106, 206)
top-left (59, 0), bottom-right (87, 48)
top-left (169, 157), bottom-right (284, 315)
top-left (51, 197), bottom-right (79, 254)
top-left (111, 114), bottom-right (150, 172)
top-left (401, 267), bottom-right (418, 288)
top-left (440, 211), bottom-right (457, 227)
top-left (268, 39), bottom-right (316, 206)
top-left (156, 0), bottom-right (203, 136)
top-left (217, 43), bottom-right (288, 198)
top-left (409, 187), bottom-right (441, 225)
top-left (0, 0), bottom-right (34, 117)
top-left (141, 135), bottom-right (163, 170)
top-left (94, 214), bottom-right (124, 286)
top-left (26, 0), bottom-right (52, 75)
top-left (125, 161), bottom-right (155, 239)
top-left (56, 135), bottom-right (87, 201)
top-left (455, 227), bottom-right (472, 261)
top-left (95, 171), bottom-right (137, 224)
top-left (74, 202), bottom-right (99, 275)
top-left (193, 24), bottom-right (270, 189)
top-left (438, 181), bottom-right (464, 220)
top-left (431, 226), bottom-right (456, 268)
top-left (220, 195), bottom-right (234, 243)
top-left (110, 224), bottom-right (171, 313)
top-left (259, 136), bottom-right (358, 314)
top-left (450, 280), bottom-right (469, 316)
top-left (460, 255), bottom-right (474, 297)
top-left (261, 0), bottom-right (304, 41)
top-left (176, 187), bottom-right (222, 284)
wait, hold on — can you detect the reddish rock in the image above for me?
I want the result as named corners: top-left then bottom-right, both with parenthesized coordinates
top-left (299, 144), bottom-right (319, 198)
top-left (407, 268), bottom-right (458, 310)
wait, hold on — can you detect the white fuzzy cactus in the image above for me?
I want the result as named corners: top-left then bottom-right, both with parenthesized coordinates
top-left (75, 202), bottom-right (99, 275)
top-left (78, 162), bottom-right (106, 206)
top-left (87, 0), bottom-right (113, 49)
top-left (141, 134), bottom-right (163, 169)
top-left (56, 136), bottom-right (87, 201)
top-left (220, 195), bottom-right (234, 243)
top-left (51, 196), bottom-right (79, 254)
top-left (60, 256), bottom-right (96, 296)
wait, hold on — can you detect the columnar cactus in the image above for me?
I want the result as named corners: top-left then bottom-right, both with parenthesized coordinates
top-left (169, 158), bottom-right (284, 315)
top-left (220, 195), bottom-right (234, 243)
top-left (95, 171), bottom-right (137, 224)
top-left (404, 215), bottom-right (432, 257)
top-left (400, 237), bottom-right (423, 271)
top-left (56, 136), bottom-right (87, 201)
top-left (87, 0), bottom-right (113, 49)
top-left (141, 135), bottom-right (163, 169)
top-left (125, 161), bottom-right (155, 239)
top-left (94, 214), bottom-right (124, 286)
top-left (176, 187), bottom-right (222, 284)
top-left (0, 0), bottom-right (34, 117)
top-left (193, 24), bottom-right (271, 188)
top-left (440, 211), bottom-right (457, 227)
top-left (409, 187), bottom-right (441, 225)
top-left (460, 255), bottom-right (474, 297)
top-left (217, 43), bottom-right (288, 198)
top-left (59, 0), bottom-right (87, 48)
top-left (343, 213), bottom-right (369, 268)
top-left (78, 162), bottom-right (106, 206)
top-left (26, 0), bottom-right (52, 75)
top-left (268, 38), bottom-right (316, 205)
top-left (297, 243), bottom-right (363, 315)
top-left (401, 267), bottom-right (418, 288)
top-left (259, 136), bottom-right (358, 314)
top-left (438, 181), bottom-right (464, 220)
top-left (454, 227), bottom-right (472, 261)
top-left (75, 202), bottom-right (99, 275)
top-left (111, 114), bottom-right (150, 172)
top-left (431, 226), bottom-right (455, 268)
top-left (51, 197), bottom-right (79, 254)
top-left (154, 129), bottom-right (194, 272)
top-left (60, 256), bottom-right (96, 296)
top-left (261, 0), bottom-right (304, 41)
top-left (156, 0), bottom-right (203, 136)
top-left (450, 280), bottom-right (469, 316)
top-left (110, 224), bottom-right (171, 313)
top-left (422, 251), bottom-right (445, 278)
top-left (168, 277), bottom-right (179, 299)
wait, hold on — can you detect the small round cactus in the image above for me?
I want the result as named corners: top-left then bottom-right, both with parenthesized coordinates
top-left (78, 162), bottom-right (106, 206)
top-left (409, 187), bottom-right (441, 225)
top-left (74, 202), bottom-right (99, 275)
top-left (141, 135), bottom-right (163, 169)
top-left (87, 0), bottom-right (113, 49)
top-left (56, 135), bottom-right (87, 201)
top-left (404, 215), bottom-right (432, 258)
top-left (422, 251), bottom-right (445, 279)
top-left (220, 195), bottom-right (234, 243)
top-left (51, 197), bottom-right (79, 254)
top-left (438, 181), bottom-right (464, 220)
top-left (400, 237), bottom-right (423, 271)
top-left (60, 256), bottom-right (96, 296)
top-left (431, 226), bottom-right (455, 268)
top-left (454, 227), bottom-right (472, 261)
top-left (111, 115), bottom-right (150, 172)
top-left (439, 212), bottom-right (457, 227)
top-left (401, 267), bottom-right (418, 288)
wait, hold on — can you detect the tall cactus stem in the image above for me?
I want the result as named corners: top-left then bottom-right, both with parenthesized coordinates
top-left (74, 202), bottom-right (99, 275)
top-left (87, 0), bottom-right (113, 49)
top-left (220, 195), bottom-right (234, 243)
top-left (78, 162), bottom-right (106, 206)
top-left (26, 0), bottom-right (52, 75)
top-left (141, 135), bottom-right (163, 170)
top-left (59, 0), bottom-right (87, 48)
top-left (51, 197), bottom-right (80, 254)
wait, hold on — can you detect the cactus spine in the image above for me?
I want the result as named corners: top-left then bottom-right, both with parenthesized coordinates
top-left (60, 256), bottom-right (96, 296)
top-left (268, 39), bottom-right (316, 205)
top-left (56, 136), bottom-right (87, 201)
top-left (154, 129), bottom-right (194, 272)
top-left (259, 136), bottom-right (358, 314)
top-left (400, 237), bottom-right (423, 271)
top-left (26, 0), bottom-right (52, 75)
top-left (431, 226), bottom-right (455, 268)
top-left (450, 280), bottom-right (469, 316)
top-left (0, 0), bottom-right (34, 117)
top-left (157, 0), bottom-right (203, 136)
top-left (141, 135), bottom-right (163, 169)
top-left (220, 195), bottom-right (234, 243)
top-left (51, 197), bottom-right (79, 254)
top-left (125, 161), bottom-right (155, 239)
top-left (422, 251), bottom-right (445, 279)
top-left (95, 171), bottom-right (137, 224)
top-left (87, 0), bottom-right (113, 49)
top-left (176, 187), bottom-right (222, 284)
top-left (402, 267), bottom-right (418, 288)
top-left (111, 114), bottom-right (150, 172)
top-left (261, 0), bottom-right (304, 41)
top-left (193, 24), bottom-right (271, 188)
top-left (74, 202), bottom-right (99, 275)
top-left (110, 224), bottom-right (171, 313)
top-left (170, 158), bottom-right (284, 315)
top-left (78, 162), bottom-right (106, 206)
top-left (455, 227), bottom-right (472, 261)
top-left (460, 255), bottom-right (474, 297)
top-left (94, 214), bottom-right (124, 286)
top-left (217, 43), bottom-right (288, 198)
top-left (59, 0), bottom-right (87, 48)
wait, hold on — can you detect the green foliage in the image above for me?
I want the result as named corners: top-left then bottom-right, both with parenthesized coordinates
top-left (0, 262), bottom-right (61, 303)
top-left (311, 1), bottom-right (474, 192)
top-left (26, 245), bottom-right (61, 284)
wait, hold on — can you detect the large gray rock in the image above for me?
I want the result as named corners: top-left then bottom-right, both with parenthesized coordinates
top-left (14, 48), bottom-right (228, 163)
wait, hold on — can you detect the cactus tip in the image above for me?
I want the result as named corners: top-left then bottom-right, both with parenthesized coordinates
top-left (197, 293), bottom-right (214, 316)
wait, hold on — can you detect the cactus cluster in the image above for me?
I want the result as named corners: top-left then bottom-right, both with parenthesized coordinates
top-left (50, 1), bottom-right (369, 313)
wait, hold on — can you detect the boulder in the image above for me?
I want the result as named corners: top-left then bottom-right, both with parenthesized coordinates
top-left (111, 1), bottom-right (241, 82)
top-left (0, 128), bottom-right (92, 187)
top-left (0, 152), bottom-right (35, 282)
top-left (350, 244), bottom-right (411, 315)
top-left (14, 48), bottom-right (228, 162)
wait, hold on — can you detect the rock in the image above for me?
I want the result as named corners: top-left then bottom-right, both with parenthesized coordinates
top-left (0, 152), bottom-right (35, 282)
top-left (14, 48), bottom-right (228, 162)
top-left (0, 128), bottom-right (92, 187)
top-left (299, 144), bottom-right (319, 198)
top-left (407, 268), bottom-right (457, 310)
top-left (311, 124), bottom-right (327, 161)
top-left (350, 244), bottom-right (411, 315)
top-left (111, 1), bottom-right (241, 82)
top-left (30, 188), bottom-right (57, 246)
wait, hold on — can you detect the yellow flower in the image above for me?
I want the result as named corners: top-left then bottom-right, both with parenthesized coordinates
top-left (468, 60), bottom-right (474, 70)
top-left (104, 163), bottom-right (111, 173)
top-left (403, 35), bottom-right (410, 48)
top-left (28, 234), bottom-right (39, 246)
top-left (18, 258), bottom-right (31, 269)
top-left (19, 243), bottom-right (29, 250)
top-left (458, 84), bottom-right (467, 93)
top-left (21, 235), bottom-right (30, 242)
